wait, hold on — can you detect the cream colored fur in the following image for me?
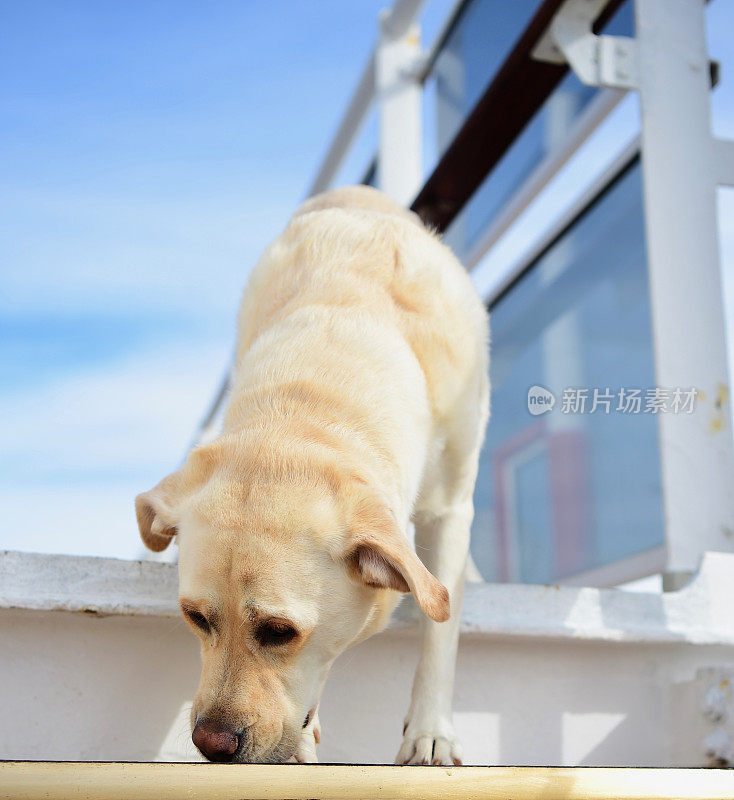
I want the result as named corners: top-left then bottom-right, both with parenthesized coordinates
top-left (136, 185), bottom-right (489, 765)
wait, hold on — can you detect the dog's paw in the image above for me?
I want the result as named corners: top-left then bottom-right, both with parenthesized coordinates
top-left (293, 710), bottom-right (321, 763)
top-left (396, 714), bottom-right (463, 765)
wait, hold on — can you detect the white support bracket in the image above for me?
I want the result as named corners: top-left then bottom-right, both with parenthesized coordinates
top-left (533, 0), bottom-right (637, 90)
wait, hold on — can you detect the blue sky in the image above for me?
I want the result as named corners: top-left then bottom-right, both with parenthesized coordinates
top-left (0, 0), bottom-right (453, 559)
top-left (1, 0), bottom-right (732, 560)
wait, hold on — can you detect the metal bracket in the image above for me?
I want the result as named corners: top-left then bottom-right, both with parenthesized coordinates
top-left (532, 0), bottom-right (637, 90)
top-left (701, 668), bottom-right (734, 767)
top-left (671, 666), bottom-right (734, 767)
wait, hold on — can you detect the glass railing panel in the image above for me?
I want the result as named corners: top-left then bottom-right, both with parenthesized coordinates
top-left (471, 159), bottom-right (665, 584)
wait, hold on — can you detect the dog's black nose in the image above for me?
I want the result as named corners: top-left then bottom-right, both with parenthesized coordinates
top-left (192, 719), bottom-right (240, 762)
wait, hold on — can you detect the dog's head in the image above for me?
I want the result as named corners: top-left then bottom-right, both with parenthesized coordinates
top-left (135, 437), bottom-right (448, 762)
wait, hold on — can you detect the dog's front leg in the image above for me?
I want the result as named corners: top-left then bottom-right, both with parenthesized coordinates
top-left (396, 505), bottom-right (471, 765)
top-left (293, 707), bottom-right (321, 763)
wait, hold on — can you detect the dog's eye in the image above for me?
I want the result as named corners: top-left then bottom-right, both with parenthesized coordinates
top-left (256, 620), bottom-right (298, 647)
top-left (183, 608), bottom-right (211, 634)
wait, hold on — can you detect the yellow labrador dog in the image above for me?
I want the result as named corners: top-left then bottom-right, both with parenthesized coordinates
top-left (136, 186), bottom-right (489, 765)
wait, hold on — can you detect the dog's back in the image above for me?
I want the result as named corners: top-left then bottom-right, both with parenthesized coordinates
top-left (231, 185), bottom-right (488, 440)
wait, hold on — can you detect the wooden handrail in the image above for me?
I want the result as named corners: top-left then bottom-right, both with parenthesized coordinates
top-left (411, 0), bottom-right (625, 233)
top-left (1, 763), bottom-right (733, 800)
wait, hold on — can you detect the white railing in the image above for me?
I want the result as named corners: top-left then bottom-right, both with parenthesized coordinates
top-left (307, 0), bottom-right (429, 197)
top-left (190, 0), bottom-right (734, 586)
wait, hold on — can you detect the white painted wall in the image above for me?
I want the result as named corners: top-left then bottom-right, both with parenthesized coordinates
top-left (1, 551), bottom-right (733, 766)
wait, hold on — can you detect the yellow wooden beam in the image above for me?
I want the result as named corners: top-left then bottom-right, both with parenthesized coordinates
top-left (1, 763), bottom-right (733, 800)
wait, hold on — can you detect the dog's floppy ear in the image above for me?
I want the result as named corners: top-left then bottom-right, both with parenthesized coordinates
top-left (135, 473), bottom-right (183, 552)
top-left (347, 493), bottom-right (450, 623)
top-left (135, 445), bottom-right (217, 552)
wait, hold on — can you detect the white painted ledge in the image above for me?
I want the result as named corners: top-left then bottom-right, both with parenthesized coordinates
top-left (0, 550), bottom-right (179, 618)
top-left (1, 549), bottom-right (733, 646)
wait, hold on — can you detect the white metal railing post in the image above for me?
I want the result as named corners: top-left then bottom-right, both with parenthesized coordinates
top-left (634, 0), bottom-right (734, 583)
top-left (375, 8), bottom-right (423, 206)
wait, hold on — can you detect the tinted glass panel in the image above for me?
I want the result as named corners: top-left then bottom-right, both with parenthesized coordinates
top-left (470, 160), bottom-right (665, 583)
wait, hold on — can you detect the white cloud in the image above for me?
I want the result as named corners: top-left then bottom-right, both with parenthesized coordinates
top-left (0, 338), bottom-right (230, 559)
top-left (0, 338), bottom-right (230, 477)
top-left (0, 483), bottom-right (154, 561)
top-left (0, 188), bottom-right (290, 319)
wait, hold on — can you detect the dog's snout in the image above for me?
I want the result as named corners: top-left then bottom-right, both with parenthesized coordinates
top-left (192, 719), bottom-right (241, 762)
